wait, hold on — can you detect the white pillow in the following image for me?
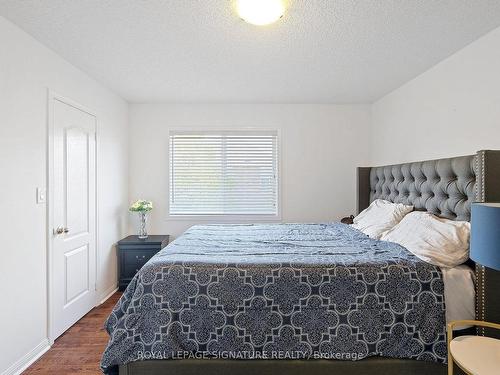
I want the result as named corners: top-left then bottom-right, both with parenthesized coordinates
top-left (352, 199), bottom-right (413, 239)
top-left (380, 211), bottom-right (470, 268)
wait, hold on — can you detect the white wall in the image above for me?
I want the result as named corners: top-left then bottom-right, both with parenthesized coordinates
top-left (129, 103), bottom-right (371, 238)
top-left (371, 26), bottom-right (500, 165)
top-left (0, 16), bottom-right (128, 374)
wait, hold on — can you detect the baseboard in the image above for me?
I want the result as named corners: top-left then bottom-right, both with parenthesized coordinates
top-left (1, 339), bottom-right (50, 375)
top-left (99, 284), bottom-right (118, 305)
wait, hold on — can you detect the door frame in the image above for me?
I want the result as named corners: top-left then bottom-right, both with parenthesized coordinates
top-left (46, 90), bottom-right (99, 344)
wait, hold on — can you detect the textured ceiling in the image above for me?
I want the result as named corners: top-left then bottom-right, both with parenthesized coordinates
top-left (2, 0), bottom-right (500, 103)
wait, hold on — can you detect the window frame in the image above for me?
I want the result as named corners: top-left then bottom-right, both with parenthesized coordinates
top-left (166, 128), bottom-right (282, 222)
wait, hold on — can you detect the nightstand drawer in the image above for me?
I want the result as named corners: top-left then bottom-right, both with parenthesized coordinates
top-left (123, 250), bottom-right (154, 265)
top-left (121, 262), bottom-right (144, 279)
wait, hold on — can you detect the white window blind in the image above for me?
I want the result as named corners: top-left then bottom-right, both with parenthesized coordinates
top-left (169, 131), bottom-right (279, 216)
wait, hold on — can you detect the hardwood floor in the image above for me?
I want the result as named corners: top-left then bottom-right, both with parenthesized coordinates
top-left (24, 292), bottom-right (121, 375)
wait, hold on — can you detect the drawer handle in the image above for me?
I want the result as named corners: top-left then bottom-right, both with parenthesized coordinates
top-left (135, 255), bottom-right (139, 259)
top-left (142, 255), bottom-right (146, 259)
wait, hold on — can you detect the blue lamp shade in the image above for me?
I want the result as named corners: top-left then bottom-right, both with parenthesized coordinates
top-left (471, 203), bottom-right (500, 271)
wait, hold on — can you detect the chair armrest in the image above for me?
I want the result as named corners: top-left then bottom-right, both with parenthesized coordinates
top-left (447, 320), bottom-right (500, 333)
top-left (447, 320), bottom-right (500, 347)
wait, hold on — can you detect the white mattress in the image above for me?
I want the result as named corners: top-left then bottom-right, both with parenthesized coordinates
top-left (441, 265), bottom-right (475, 329)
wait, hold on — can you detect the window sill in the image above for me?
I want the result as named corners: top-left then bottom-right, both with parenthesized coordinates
top-left (165, 214), bottom-right (282, 223)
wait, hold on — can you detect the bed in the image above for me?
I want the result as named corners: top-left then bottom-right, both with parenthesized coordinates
top-left (102, 150), bottom-right (500, 375)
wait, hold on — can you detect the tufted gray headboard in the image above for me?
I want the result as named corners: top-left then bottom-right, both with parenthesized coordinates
top-left (357, 150), bottom-right (500, 334)
top-left (360, 155), bottom-right (476, 221)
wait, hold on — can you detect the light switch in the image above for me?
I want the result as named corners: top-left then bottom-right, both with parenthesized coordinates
top-left (37, 187), bottom-right (46, 204)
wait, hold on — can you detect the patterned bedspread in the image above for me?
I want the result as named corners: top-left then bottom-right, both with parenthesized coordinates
top-left (101, 223), bottom-right (446, 373)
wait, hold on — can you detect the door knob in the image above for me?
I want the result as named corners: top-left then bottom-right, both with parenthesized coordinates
top-left (54, 227), bottom-right (69, 235)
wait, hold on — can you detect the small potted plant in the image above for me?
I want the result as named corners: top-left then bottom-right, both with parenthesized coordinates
top-left (129, 200), bottom-right (153, 239)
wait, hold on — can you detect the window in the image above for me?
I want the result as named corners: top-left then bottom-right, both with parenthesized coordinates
top-left (169, 130), bottom-right (279, 217)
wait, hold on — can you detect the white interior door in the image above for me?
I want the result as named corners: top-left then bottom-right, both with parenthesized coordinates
top-left (50, 95), bottom-right (97, 340)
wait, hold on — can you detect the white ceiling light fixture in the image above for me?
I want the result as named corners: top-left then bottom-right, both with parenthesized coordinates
top-left (236, 0), bottom-right (286, 26)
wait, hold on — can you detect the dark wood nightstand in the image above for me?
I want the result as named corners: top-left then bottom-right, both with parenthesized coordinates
top-left (117, 235), bottom-right (169, 291)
